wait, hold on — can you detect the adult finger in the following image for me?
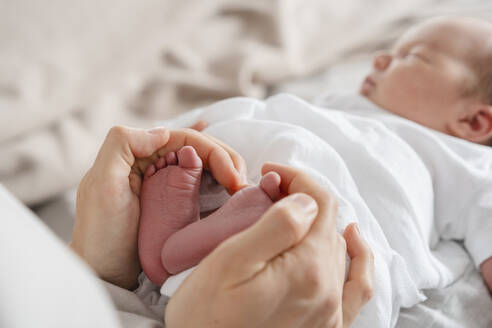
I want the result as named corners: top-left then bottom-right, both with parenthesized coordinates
top-left (188, 120), bottom-right (208, 131)
top-left (94, 126), bottom-right (170, 179)
top-left (180, 129), bottom-right (247, 186)
top-left (177, 128), bottom-right (248, 185)
top-left (342, 223), bottom-right (374, 326)
top-left (261, 162), bottom-right (338, 239)
top-left (216, 193), bottom-right (318, 283)
top-left (154, 128), bottom-right (246, 193)
top-left (199, 132), bottom-right (248, 186)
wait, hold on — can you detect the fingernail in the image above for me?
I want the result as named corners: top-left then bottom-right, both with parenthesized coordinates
top-left (291, 193), bottom-right (318, 216)
top-left (147, 127), bottom-right (167, 134)
top-left (354, 223), bottom-right (360, 235)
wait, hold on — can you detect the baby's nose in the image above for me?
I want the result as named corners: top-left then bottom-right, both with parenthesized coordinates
top-left (373, 52), bottom-right (392, 71)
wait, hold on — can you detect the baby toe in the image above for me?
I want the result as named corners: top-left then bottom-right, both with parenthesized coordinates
top-left (155, 157), bottom-right (166, 170)
top-left (260, 171), bottom-right (281, 201)
top-left (177, 146), bottom-right (203, 169)
top-left (144, 163), bottom-right (157, 178)
top-left (165, 152), bottom-right (177, 165)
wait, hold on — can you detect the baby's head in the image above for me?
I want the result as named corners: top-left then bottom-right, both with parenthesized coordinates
top-left (361, 17), bottom-right (492, 144)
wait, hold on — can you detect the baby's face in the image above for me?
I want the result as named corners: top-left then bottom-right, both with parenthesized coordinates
top-left (360, 18), bottom-right (489, 134)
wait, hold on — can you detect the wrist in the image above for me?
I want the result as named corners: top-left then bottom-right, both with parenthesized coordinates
top-left (69, 239), bottom-right (140, 290)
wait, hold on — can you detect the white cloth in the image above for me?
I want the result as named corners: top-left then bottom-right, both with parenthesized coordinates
top-left (0, 184), bottom-right (121, 328)
top-left (155, 93), bottom-right (492, 327)
top-left (314, 93), bottom-right (492, 269)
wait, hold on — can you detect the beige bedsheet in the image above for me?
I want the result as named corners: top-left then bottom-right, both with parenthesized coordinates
top-left (0, 0), bottom-right (444, 205)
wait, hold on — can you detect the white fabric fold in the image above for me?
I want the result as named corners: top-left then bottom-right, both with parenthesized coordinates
top-left (156, 93), bottom-right (482, 327)
top-left (157, 92), bottom-right (492, 327)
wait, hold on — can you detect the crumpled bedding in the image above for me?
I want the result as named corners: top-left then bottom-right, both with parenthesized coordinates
top-left (155, 91), bottom-right (489, 327)
top-left (2, 0), bottom-right (483, 205)
top-left (397, 262), bottom-right (492, 328)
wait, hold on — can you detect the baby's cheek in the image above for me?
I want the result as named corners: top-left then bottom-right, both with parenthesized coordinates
top-left (375, 74), bottom-right (429, 122)
top-left (392, 67), bottom-right (438, 101)
top-left (380, 74), bottom-right (416, 104)
top-left (393, 65), bottom-right (425, 90)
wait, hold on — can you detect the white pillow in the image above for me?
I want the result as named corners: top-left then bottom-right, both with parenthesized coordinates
top-left (0, 185), bottom-right (120, 328)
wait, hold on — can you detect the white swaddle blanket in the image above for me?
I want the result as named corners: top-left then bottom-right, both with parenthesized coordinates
top-left (157, 93), bottom-right (491, 327)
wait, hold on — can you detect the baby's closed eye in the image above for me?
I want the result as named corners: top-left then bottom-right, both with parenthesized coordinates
top-left (408, 52), bottom-right (432, 63)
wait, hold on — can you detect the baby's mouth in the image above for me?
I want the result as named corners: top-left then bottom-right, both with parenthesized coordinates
top-left (360, 75), bottom-right (377, 96)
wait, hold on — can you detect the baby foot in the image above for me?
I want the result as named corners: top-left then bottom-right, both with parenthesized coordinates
top-left (161, 171), bottom-right (282, 274)
top-left (138, 146), bottom-right (203, 285)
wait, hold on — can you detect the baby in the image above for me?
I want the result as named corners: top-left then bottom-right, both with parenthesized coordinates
top-left (359, 16), bottom-right (492, 291)
top-left (138, 16), bottom-right (492, 294)
top-left (361, 16), bottom-right (492, 146)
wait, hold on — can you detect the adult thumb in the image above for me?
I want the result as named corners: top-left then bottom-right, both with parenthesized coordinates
top-left (223, 193), bottom-right (318, 280)
top-left (94, 126), bottom-right (170, 178)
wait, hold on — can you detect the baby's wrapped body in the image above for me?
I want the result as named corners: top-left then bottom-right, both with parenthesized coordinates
top-left (147, 93), bottom-right (492, 327)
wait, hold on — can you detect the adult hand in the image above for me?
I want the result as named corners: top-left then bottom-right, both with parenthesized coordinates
top-left (480, 257), bottom-right (492, 293)
top-left (70, 124), bottom-right (247, 289)
top-left (165, 163), bottom-right (374, 328)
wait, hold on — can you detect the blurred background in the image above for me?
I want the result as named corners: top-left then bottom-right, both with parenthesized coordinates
top-left (2, 1), bottom-right (492, 326)
top-left (1, 0), bottom-right (491, 241)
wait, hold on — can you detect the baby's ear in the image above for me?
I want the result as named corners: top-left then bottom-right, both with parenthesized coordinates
top-left (449, 103), bottom-right (492, 144)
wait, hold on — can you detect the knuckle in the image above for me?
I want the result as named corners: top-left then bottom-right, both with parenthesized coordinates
top-left (359, 279), bottom-right (374, 303)
top-left (180, 127), bottom-right (199, 137)
top-left (297, 171), bottom-right (313, 185)
top-left (227, 148), bottom-right (245, 167)
top-left (303, 262), bottom-right (325, 296)
top-left (321, 292), bottom-right (340, 313)
top-left (275, 204), bottom-right (303, 242)
top-left (315, 188), bottom-right (338, 213)
top-left (108, 125), bottom-right (128, 139)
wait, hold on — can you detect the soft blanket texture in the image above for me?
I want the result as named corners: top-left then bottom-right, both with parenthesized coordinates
top-left (149, 93), bottom-right (492, 327)
top-left (2, 0), bottom-right (482, 205)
